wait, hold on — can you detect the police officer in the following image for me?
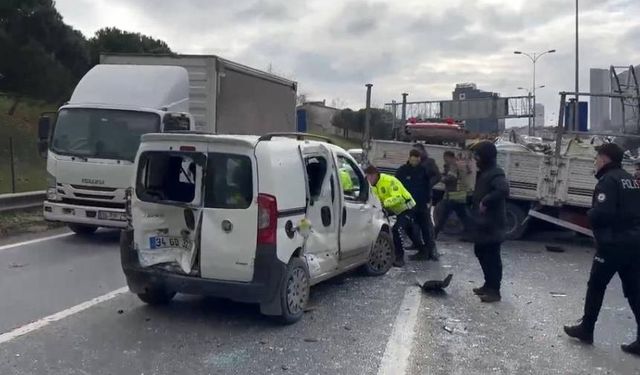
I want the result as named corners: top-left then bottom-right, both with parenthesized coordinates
top-left (434, 150), bottom-right (470, 240)
top-left (564, 143), bottom-right (640, 355)
top-left (365, 165), bottom-right (424, 267)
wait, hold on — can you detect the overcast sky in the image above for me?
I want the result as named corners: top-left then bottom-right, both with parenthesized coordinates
top-left (56, 0), bottom-right (640, 126)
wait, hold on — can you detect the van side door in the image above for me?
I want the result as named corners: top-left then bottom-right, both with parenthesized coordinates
top-left (336, 152), bottom-right (377, 261)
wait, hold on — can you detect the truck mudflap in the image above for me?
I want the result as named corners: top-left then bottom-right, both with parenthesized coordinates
top-left (120, 230), bottom-right (287, 306)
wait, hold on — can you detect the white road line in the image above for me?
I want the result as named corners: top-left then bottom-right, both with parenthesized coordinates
top-left (0, 232), bottom-right (73, 252)
top-left (377, 286), bottom-right (422, 375)
top-left (0, 287), bottom-right (129, 345)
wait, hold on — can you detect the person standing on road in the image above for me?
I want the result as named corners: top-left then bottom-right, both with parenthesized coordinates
top-left (396, 149), bottom-right (437, 261)
top-left (411, 143), bottom-right (441, 260)
top-left (469, 141), bottom-right (509, 303)
top-left (564, 143), bottom-right (640, 355)
top-left (365, 165), bottom-right (424, 268)
top-left (434, 150), bottom-right (470, 240)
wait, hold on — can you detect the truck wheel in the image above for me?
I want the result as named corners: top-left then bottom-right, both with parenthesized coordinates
top-left (137, 287), bottom-right (176, 306)
top-left (505, 202), bottom-right (529, 240)
top-left (276, 257), bottom-right (310, 324)
top-left (68, 224), bottom-right (98, 235)
top-left (363, 231), bottom-right (394, 276)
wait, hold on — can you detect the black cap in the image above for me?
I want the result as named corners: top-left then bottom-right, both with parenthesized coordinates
top-left (596, 143), bottom-right (624, 164)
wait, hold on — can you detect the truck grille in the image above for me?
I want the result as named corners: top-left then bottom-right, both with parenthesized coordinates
top-left (73, 192), bottom-right (115, 200)
top-left (70, 184), bottom-right (118, 192)
top-left (61, 198), bottom-right (125, 209)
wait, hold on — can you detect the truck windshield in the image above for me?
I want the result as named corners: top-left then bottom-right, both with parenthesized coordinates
top-left (51, 108), bottom-right (160, 161)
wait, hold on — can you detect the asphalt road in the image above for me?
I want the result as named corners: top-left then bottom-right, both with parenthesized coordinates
top-left (0, 230), bottom-right (638, 374)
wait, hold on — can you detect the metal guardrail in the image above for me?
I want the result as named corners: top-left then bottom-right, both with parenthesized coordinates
top-left (0, 191), bottom-right (45, 213)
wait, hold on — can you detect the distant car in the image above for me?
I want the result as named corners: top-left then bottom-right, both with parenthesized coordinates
top-left (121, 133), bottom-right (394, 324)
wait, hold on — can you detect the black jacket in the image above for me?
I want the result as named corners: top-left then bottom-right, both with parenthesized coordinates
top-left (470, 165), bottom-right (510, 244)
top-left (396, 163), bottom-right (432, 208)
top-left (421, 156), bottom-right (442, 190)
top-left (589, 163), bottom-right (640, 251)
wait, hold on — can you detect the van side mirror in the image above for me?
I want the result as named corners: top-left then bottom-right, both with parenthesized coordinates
top-left (37, 115), bottom-right (52, 159)
top-left (163, 112), bottom-right (195, 132)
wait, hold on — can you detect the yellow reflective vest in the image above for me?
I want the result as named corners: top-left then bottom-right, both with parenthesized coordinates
top-left (339, 168), bottom-right (354, 192)
top-left (371, 173), bottom-right (416, 215)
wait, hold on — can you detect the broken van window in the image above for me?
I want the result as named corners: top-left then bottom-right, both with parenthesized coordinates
top-left (204, 153), bottom-right (253, 209)
top-left (136, 152), bottom-right (205, 204)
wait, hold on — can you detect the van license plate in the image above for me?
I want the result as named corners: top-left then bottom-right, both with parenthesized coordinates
top-left (148, 236), bottom-right (192, 250)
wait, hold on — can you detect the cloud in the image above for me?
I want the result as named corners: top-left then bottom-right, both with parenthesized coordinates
top-left (54, 0), bottom-right (640, 123)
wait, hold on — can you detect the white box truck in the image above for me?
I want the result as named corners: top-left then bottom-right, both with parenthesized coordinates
top-left (38, 54), bottom-right (297, 234)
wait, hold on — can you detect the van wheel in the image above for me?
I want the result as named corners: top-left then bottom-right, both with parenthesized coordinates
top-left (277, 258), bottom-right (310, 324)
top-left (364, 231), bottom-right (394, 276)
top-left (137, 287), bottom-right (176, 306)
top-left (68, 224), bottom-right (98, 235)
top-left (505, 202), bottom-right (529, 240)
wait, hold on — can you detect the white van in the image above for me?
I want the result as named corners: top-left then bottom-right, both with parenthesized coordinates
top-left (120, 133), bottom-right (394, 323)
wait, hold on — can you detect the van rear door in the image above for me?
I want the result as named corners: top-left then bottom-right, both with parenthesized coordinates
top-left (133, 146), bottom-right (206, 273)
top-left (199, 142), bottom-right (258, 282)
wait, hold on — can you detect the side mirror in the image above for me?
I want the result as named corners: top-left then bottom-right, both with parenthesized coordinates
top-left (163, 112), bottom-right (195, 132)
top-left (38, 116), bottom-right (51, 140)
top-left (38, 115), bottom-right (52, 159)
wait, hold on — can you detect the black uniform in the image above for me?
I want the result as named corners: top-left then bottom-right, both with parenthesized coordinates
top-left (470, 142), bottom-right (509, 297)
top-left (581, 162), bottom-right (640, 335)
top-left (395, 163), bottom-right (433, 254)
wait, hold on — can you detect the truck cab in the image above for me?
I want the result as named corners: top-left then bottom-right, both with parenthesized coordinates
top-left (38, 64), bottom-right (194, 234)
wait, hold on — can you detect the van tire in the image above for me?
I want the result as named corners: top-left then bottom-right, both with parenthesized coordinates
top-left (276, 257), bottom-right (310, 324)
top-left (504, 202), bottom-right (529, 240)
top-left (68, 224), bottom-right (98, 235)
top-left (363, 231), bottom-right (394, 276)
top-left (137, 287), bottom-right (176, 306)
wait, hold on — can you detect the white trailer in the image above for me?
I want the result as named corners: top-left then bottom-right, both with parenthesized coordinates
top-left (100, 54), bottom-right (297, 134)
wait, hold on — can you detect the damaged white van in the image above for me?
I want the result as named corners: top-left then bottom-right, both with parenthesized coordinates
top-left (120, 132), bottom-right (394, 323)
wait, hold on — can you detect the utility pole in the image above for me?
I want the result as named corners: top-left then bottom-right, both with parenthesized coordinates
top-left (363, 84), bottom-right (373, 160)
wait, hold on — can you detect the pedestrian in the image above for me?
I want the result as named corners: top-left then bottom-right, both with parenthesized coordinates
top-left (434, 150), bottom-right (470, 239)
top-left (396, 149), bottom-right (436, 261)
top-left (365, 165), bottom-right (423, 267)
top-left (469, 141), bottom-right (509, 303)
top-left (564, 143), bottom-right (640, 355)
top-left (410, 143), bottom-right (441, 259)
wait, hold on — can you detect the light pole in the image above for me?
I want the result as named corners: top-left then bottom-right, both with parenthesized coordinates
top-left (514, 49), bottom-right (556, 134)
top-left (575, 0), bottom-right (579, 131)
top-left (518, 86), bottom-right (546, 135)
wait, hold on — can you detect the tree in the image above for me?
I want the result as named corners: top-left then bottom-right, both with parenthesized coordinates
top-left (88, 27), bottom-right (173, 65)
top-left (331, 108), bottom-right (394, 140)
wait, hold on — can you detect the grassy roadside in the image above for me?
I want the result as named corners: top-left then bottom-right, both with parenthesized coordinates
top-left (0, 96), bottom-right (56, 194)
top-left (0, 208), bottom-right (64, 239)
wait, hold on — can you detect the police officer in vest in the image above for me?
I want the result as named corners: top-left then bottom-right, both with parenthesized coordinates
top-left (365, 165), bottom-right (423, 267)
top-left (564, 143), bottom-right (640, 355)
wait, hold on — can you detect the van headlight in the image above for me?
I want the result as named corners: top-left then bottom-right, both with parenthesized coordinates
top-left (47, 188), bottom-right (61, 201)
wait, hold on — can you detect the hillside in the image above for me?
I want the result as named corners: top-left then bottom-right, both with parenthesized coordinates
top-left (0, 96), bottom-right (55, 193)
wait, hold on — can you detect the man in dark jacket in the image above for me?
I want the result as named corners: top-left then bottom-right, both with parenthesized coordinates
top-left (410, 143), bottom-right (441, 259)
top-left (469, 141), bottom-right (509, 303)
top-left (564, 143), bottom-right (640, 356)
top-left (396, 150), bottom-right (434, 261)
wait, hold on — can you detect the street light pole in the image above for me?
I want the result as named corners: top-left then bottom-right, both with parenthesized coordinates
top-left (575, 0), bottom-right (580, 131)
top-left (518, 86), bottom-right (545, 135)
top-left (514, 49), bottom-right (556, 135)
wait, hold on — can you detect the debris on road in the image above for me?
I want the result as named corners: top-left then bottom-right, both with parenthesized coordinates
top-left (550, 292), bottom-right (567, 297)
top-left (417, 274), bottom-right (453, 292)
top-left (546, 245), bottom-right (565, 253)
top-left (304, 338), bottom-right (319, 343)
top-left (8, 262), bottom-right (28, 269)
top-left (443, 325), bottom-right (454, 334)
top-left (117, 309), bottom-right (124, 314)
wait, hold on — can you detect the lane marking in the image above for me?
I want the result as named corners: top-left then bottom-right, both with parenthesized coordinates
top-left (0, 287), bottom-right (129, 345)
top-left (0, 233), bottom-right (73, 252)
top-left (377, 286), bottom-right (422, 375)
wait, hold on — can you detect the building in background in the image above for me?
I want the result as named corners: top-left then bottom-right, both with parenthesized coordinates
top-left (535, 103), bottom-right (545, 127)
top-left (589, 65), bottom-right (639, 133)
top-left (451, 83), bottom-right (505, 133)
top-left (296, 100), bottom-right (340, 135)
